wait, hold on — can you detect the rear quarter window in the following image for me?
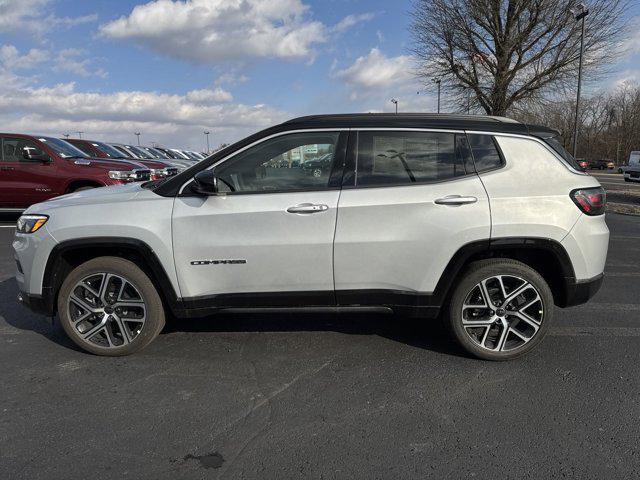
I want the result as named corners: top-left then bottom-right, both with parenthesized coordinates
top-left (467, 134), bottom-right (504, 172)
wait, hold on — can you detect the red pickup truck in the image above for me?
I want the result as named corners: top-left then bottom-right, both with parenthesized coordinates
top-left (0, 133), bottom-right (172, 211)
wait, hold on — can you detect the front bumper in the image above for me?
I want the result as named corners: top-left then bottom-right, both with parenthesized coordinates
top-left (17, 291), bottom-right (51, 316)
top-left (563, 273), bottom-right (604, 307)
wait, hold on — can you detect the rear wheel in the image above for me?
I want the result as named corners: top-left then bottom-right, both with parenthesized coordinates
top-left (446, 259), bottom-right (553, 361)
top-left (57, 257), bottom-right (165, 356)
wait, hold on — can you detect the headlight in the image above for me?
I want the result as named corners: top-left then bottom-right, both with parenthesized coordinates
top-left (149, 167), bottom-right (178, 179)
top-left (16, 215), bottom-right (48, 234)
top-left (108, 169), bottom-right (151, 181)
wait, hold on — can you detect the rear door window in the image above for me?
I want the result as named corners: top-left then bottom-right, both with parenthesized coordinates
top-left (355, 131), bottom-right (470, 187)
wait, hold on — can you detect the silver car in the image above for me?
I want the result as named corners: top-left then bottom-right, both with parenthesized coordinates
top-left (14, 114), bottom-right (609, 358)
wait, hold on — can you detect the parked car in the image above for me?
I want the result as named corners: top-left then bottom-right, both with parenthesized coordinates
top-left (624, 151), bottom-right (640, 182)
top-left (588, 159), bottom-right (615, 170)
top-left (65, 138), bottom-right (178, 180)
top-left (302, 153), bottom-right (333, 178)
top-left (152, 146), bottom-right (182, 160)
top-left (0, 133), bottom-right (152, 210)
top-left (14, 114), bottom-right (608, 360)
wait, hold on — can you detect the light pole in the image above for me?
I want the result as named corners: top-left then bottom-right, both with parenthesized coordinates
top-left (390, 99), bottom-right (398, 114)
top-left (433, 78), bottom-right (441, 113)
top-left (76, 131), bottom-right (84, 139)
top-left (63, 133), bottom-right (70, 139)
top-left (572, 3), bottom-right (589, 158)
top-left (135, 132), bottom-right (141, 146)
top-left (204, 131), bottom-right (210, 153)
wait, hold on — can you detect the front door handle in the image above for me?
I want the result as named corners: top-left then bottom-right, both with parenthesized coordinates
top-left (286, 203), bottom-right (329, 214)
top-left (0, 166), bottom-right (14, 171)
top-left (434, 195), bottom-right (478, 206)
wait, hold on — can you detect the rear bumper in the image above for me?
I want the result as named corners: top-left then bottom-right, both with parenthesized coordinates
top-left (563, 273), bottom-right (604, 307)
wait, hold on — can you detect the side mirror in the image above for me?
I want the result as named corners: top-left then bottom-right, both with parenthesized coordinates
top-left (191, 170), bottom-right (219, 195)
top-left (22, 147), bottom-right (51, 163)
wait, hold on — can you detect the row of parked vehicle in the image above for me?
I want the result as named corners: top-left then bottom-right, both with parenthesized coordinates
top-left (0, 133), bottom-right (207, 210)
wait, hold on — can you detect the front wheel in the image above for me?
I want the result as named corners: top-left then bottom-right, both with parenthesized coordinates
top-left (57, 257), bottom-right (165, 356)
top-left (446, 259), bottom-right (553, 361)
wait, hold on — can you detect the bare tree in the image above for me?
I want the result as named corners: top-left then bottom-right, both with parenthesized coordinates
top-left (411, 0), bottom-right (630, 115)
top-left (515, 82), bottom-right (640, 164)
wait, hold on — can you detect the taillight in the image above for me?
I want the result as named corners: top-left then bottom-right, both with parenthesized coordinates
top-left (571, 187), bottom-right (606, 216)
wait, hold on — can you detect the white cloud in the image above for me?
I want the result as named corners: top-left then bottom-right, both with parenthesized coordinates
top-left (334, 48), bottom-right (414, 89)
top-left (332, 12), bottom-right (375, 34)
top-left (99, 0), bottom-right (371, 64)
top-left (53, 48), bottom-right (107, 78)
top-left (0, 0), bottom-right (96, 34)
top-left (186, 86), bottom-right (233, 103)
top-left (0, 79), bottom-right (287, 149)
top-left (0, 44), bottom-right (48, 70)
top-left (99, 0), bottom-right (326, 63)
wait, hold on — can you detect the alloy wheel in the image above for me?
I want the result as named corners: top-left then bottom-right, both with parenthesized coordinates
top-left (67, 273), bottom-right (147, 348)
top-left (460, 275), bottom-right (544, 352)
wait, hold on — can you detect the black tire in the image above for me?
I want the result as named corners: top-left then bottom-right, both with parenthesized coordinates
top-left (446, 259), bottom-right (553, 361)
top-left (57, 256), bottom-right (165, 356)
top-left (624, 178), bottom-right (630, 182)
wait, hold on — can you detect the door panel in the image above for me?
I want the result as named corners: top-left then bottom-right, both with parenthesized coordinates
top-left (334, 130), bottom-right (490, 300)
top-left (171, 130), bottom-right (347, 304)
top-left (172, 191), bottom-right (340, 301)
top-left (0, 137), bottom-right (57, 208)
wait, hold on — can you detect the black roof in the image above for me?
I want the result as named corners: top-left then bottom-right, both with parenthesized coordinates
top-left (280, 113), bottom-right (554, 135)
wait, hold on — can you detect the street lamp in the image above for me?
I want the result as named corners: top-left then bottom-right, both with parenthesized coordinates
top-left (76, 131), bottom-right (84, 139)
top-left (204, 131), bottom-right (210, 153)
top-left (572, 2), bottom-right (590, 158)
top-left (63, 133), bottom-right (70, 139)
top-left (433, 78), bottom-right (442, 113)
top-left (135, 132), bottom-right (141, 146)
top-left (390, 99), bottom-right (398, 114)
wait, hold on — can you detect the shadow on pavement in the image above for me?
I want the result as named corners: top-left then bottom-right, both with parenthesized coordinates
top-left (0, 276), bottom-right (465, 358)
top-left (0, 278), bottom-right (80, 352)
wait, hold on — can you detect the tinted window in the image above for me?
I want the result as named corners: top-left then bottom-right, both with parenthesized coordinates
top-left (355, 131), bottom-right (467, 186)
top-left (214, 132), bottom-right (340, 193)
top-left (468, 134), bottom-right (504, 172)
top-left (38, 137), bottom-right (87, 158)
top-left (2, 137), bottom-right (46, 162)
top-left (69, 141), bottom-right (95, 157)
top-left (539, 135), bottom-right (582, 171)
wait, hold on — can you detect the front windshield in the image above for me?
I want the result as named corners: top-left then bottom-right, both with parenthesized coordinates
top-left (38, 137), bottom-right (88, 158)
top-left (128, 145), bottom-right (154, 159)
top-left (92, 141), bottom-right (128, 158)
top-left (148, 147), bottom-right (169, 158)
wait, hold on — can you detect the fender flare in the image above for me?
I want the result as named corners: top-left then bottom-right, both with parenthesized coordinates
top-left (41, 237), bottom-right (180, 315)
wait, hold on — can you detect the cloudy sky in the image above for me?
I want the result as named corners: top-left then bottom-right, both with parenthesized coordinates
top-left (0, 0), bottom-right (639, 151)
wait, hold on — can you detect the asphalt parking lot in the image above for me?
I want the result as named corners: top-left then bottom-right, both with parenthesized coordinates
top-left (1, 208), bottom-right (640, 478)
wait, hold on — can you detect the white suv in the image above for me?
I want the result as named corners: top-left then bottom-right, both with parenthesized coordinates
top-left (13, 114), bottom-right (609, 360)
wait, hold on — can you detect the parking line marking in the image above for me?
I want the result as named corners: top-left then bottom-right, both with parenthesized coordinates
top-left (583, 302), bottom-right (640, 312)
top-left (604, 272), bottom-right (640, 277)
top-left (551, 327), bottom-right (640, 337)
top-left (611, 235), bottom-right (640, 240)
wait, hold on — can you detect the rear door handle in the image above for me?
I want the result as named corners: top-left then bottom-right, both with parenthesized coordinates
top-left (434, 195), bottom-right (478, 206)
top-left (286, 203), bottom-right (329, 214)
top-left (0, 166), bottom-right (14, 171)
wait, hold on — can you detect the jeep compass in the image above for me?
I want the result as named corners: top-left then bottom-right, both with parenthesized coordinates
top-left (13, 114), bottom-right (609, 360)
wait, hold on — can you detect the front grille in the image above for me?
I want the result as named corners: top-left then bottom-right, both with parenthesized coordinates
top-left (132, 169), bottom-right (151, 181)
